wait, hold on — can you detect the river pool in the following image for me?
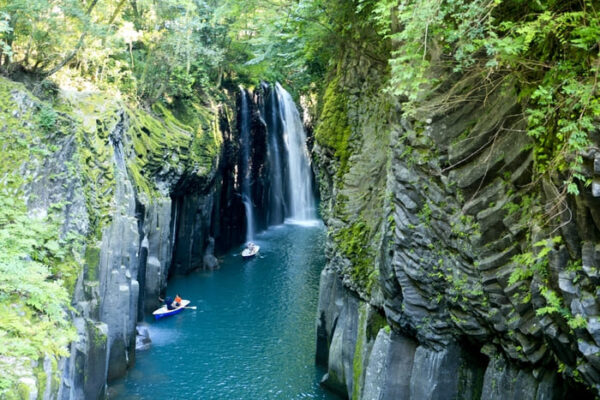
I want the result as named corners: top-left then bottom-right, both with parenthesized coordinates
top-left (109, 221), bottom-right (339, 400)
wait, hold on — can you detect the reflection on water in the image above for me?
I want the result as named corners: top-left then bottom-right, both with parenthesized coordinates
top-left (109, 223), bottom-right (339, 400)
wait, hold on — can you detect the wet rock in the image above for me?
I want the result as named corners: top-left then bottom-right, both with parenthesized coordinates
top-left (203, 237), bottom-right (219, 270)
top-left (321, 285), bottom-right (360, 397)
top-left (592, 180), bottom-right (600, 197)
top-left (141, 200), bottom-right (174, 313)
top-left (58, 318), bottom-right (108, 400)
top-left (314, 47), bottom-right (600, 398)
top-left (558, 270), bottom-right (579, 306)
top-left (135, 324), bottom-right (152, 351)
top-left (481, 354), bottom-right (521, 400)
top-left (587, 318), bottom-right (600, 347)
top-left (172, 193), bottom-right (214, 274)
top-left (535, 371), bottom-right (566, 400)
top-left (408, 344), bottom-right (477, 400)
top-left (361, 330), bottom-right (417, 400)
top-left (316, 267), bottom-right (347, 367)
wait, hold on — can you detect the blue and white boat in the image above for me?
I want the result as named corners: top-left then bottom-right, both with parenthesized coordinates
top-left (152, 299), bottom-right (190, 320)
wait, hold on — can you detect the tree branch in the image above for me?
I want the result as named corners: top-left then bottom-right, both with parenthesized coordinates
top-left (40, 0), bottom-right (99, 78)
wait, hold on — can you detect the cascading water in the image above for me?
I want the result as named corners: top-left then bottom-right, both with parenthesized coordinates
top-left (239, 88), bottom-right (255, 242)
top-left (275, 83), bottom-right (317, 221)
top-left (266, 86), bottom-right (286, 224)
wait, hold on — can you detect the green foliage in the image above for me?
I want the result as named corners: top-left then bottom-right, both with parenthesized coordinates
top-left (0, 12), bottom-right (11, 58)
top-left (0, 193), bottom-right (77, 397)
top-left (509, 236), bottom-right (560, 285)
top-left (218, 0), bottom-right (335, 92)
top-left (0, 0), bottom-right (90, 73)
top-left (130, 0), bottom-right (228, 101)
top-left (537, 288), bottom-right (590, 331)
top-left (417, 202), bottom-right (432, 225)
top-left (0, 0), bottom-right (343, 102)
top-left (536, 286), bottom-right (571, 320)
top-left (509, 235), bottom-right (587, 332)
top-left (367, 0), bottom-right (600, 198)
top-left (37, 106), bottom-right (57, 131)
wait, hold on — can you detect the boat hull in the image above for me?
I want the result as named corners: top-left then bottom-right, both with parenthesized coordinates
top-left (242, 245), bottom-right (260, 258)
top-left (153, 299), bottom-right (190, 320)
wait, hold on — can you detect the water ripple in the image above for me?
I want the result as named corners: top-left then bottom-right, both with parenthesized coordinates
top-left (109, 223), bottom-right (339, 400)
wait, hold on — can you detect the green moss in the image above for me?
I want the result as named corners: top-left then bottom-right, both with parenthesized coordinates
top-left (127, 100), bottom-right (222, 199)
top-left (352, 303), bottom-right (368, 400)
top-left (84, 245), bottom-right (101, 282)
top-left (367, 310), bottom-right (388, 341)
top-left (315, 76), bottom-right (351, 178)
top-left (333, 220), bottom-right (376, 293)
top-left (62, 93), bottom-right (119, 238)
top-left (17, 382), bottom-right (30, 400)
top-left (34, 365), bottom-right (46, 400)
top-left (0, 78), bottom-right (83, 397)
top-left (89, 322), bottom-right (107, 348)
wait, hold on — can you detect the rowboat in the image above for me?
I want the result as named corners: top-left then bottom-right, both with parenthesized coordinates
top-left (152, 299), bottom-right (190, 320)
top-left (242, 243), bottom-right (260, 258)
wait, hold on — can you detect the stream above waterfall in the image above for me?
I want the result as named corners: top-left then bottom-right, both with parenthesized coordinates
top-left (108, 222), bottom-right (338, 400)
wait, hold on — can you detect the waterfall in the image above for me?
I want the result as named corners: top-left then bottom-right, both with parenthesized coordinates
top-left (266, 86), bottom-right (286, 224)
top-left (275, 83), bottom-right (317, 221)
top-left (239, 88), bottom-right (255, 242)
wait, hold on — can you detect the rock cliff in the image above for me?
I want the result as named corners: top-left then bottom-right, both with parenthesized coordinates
top-left (0, 76), bottom-right (312, 398)
top-left (0, 77), bottom-right (232, 398)
top-left (314, 35), bottom-right (600, 400)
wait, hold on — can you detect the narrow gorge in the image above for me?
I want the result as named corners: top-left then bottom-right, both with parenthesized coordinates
top-left (2, 0), bottom-right (600, 399)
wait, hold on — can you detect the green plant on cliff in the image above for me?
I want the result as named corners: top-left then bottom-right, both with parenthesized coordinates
top-left (510, 235), bottom-right (587, 331)
top-left (36, 105), bottom-right (58, 131)
top-left (371, 0), bottom-right (600, 202)
top-left (0, 194), bottom-right (77, 397)
top-left (508, 236), bottom-right (558, 286)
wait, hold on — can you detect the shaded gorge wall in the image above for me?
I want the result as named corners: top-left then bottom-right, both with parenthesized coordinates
top-left (312, 23), bottom-right (600, 400)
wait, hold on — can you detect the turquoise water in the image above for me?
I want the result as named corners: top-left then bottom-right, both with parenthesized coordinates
top-left (109, 222), bottom-right (338, 400)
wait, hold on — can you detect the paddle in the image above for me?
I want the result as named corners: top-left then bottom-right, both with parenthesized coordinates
top-left (185, 306), bottom-right (197, 310)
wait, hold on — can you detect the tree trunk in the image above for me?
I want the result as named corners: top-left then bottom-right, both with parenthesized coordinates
top-left (41, 0), bottom-right (99, 78)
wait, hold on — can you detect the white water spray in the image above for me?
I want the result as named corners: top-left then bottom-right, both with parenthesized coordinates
top-left (275, 83), bottom-right (317, 222)
top-left (239, 88), bottom-right (255, 241)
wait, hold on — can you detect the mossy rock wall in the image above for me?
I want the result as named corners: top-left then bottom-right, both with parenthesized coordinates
top-left (0, 76), bottom-right (227, 398)
top-left (314, 50), bottom-right (393, 300)
top-left (314, 21), bottom-right (600, 400)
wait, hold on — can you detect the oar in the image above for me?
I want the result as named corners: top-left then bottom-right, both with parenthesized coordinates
top-left (185, 306), bottom-right (197, 310)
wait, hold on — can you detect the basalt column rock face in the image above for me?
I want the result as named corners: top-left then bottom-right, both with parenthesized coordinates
top-left (171, 192), bottom-right (215, 274)
top-left (98, 134), bottom-right (140, 382)
top-left (212, 101), bottom-right (248, 253)
top-left (138, 199), bottom-right (174, 314)
top-left (8, 81), bottom-right (111, 400)
top-left (313, 39), bottom-right (600, 399)
top-left (0, 78), bottom-right (228, 398)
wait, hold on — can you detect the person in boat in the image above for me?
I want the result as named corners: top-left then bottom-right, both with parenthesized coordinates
top-left (174, 294), bottom-right (182, 307)
top-left (159, 296), bottom-right (176, 310)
